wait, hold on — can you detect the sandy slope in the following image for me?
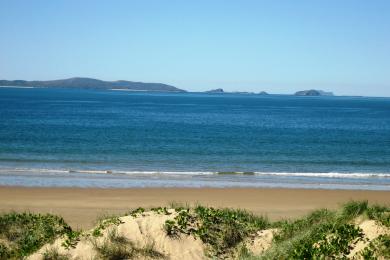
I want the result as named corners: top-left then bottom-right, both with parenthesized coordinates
top-left (29, 210), bottom-right (205, 260)
top-left (348, 220), bottom-right (390, 259)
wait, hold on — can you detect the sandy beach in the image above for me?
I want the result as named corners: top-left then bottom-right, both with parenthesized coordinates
top-left (0, 186), bottom-right (389, 229)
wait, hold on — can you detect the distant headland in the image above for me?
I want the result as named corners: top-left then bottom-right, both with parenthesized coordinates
top-left (0, 77), bottom-right (185, 92)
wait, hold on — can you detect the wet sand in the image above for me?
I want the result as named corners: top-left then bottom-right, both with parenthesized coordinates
top-left (0, 186), bottom-right (389, 229)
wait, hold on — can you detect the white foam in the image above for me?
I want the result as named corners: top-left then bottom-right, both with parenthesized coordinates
top-left (254, 172), bottom-right (390, 178)
top-left (75, 170), bottom-right (112, 174)
top-left (0, 86), bottom-right (35, 89)
top-left (113, 171), bottom-right (215, 176)
top-left (1, 168), bottom-right (389, 179)
top-left (0, 168), bottom-right (68, 174)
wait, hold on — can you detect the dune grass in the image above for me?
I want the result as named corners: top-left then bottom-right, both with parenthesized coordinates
top-left (42, 247), bottom-right (69, 260)
top-left (93, 229), bottom-right (165, 260)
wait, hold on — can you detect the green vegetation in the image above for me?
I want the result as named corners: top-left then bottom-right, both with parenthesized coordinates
top-left (367, 204), bottom-right (390, 228)
top-left (92, 216), bottom-right (124, 237)
top-left (161, 201), bottom-right (390, 258)
top-left (0, 212), bottom-right (79, 259)
top-left (151, 207), bottom-right (171, 215)
top-left (256, 201), bottom-right (390, 260)
top-left (164, 206), bottom-right (269, 256)
top-left (128, 207), bottom-right (145, 217)
top-left (93, 229), bottom-right (165, 260)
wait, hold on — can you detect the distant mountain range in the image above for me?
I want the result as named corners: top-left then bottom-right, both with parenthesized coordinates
top-left (0, 77), bottom-right (185, 92)
top-left (0, 78), bottom-right (336, 96)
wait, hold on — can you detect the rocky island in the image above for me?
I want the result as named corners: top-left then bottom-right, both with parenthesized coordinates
top-left (294, 89), bottom-right (334, 96)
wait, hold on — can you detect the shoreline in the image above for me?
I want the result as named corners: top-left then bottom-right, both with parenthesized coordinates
top-left (2, 168), bottom-right (390, 190)
top-left (1, 186), bottom-right (389, 229)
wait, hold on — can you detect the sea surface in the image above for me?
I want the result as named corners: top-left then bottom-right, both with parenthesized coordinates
top-left (1, 87), bottom-right (390, 190)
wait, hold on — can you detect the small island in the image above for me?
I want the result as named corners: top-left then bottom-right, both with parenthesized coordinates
top-left (294, 89), bottom-right (334, 96)
top-left (205, 88), bottom-right (224, 93)
top-left (204, 89), bottom-right (269, 95)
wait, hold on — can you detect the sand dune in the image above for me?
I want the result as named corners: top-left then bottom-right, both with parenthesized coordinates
top-left (26, 208), bottom-right (389, 260)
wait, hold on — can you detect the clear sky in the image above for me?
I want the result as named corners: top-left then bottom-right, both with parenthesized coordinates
top-left (1, 0), bottom-right (389, 96)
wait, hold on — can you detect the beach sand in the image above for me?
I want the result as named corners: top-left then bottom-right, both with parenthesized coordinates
top-left (0, 186), bottom-right (389, 229)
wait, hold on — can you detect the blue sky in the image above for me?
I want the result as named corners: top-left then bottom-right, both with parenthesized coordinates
top-left (1, 0), bottom-right (389, 96)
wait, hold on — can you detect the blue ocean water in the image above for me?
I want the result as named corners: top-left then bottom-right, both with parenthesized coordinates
top-left (1, 87), bottom-right (390, 190)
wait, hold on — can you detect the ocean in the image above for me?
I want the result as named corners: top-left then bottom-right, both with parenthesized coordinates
top-left (1, 87), bottom-right (390, 190)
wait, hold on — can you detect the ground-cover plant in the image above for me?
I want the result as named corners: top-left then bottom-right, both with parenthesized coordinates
top-left (194, 206), bottom-right (269, 253)
top-left (151, 207), bottom-right (171, 215)
top-left (92, 216), bottom-right (124, 237)
top-left (0, 212), bottom-right (79, 258)
top-left (128, 207), bottom-right (145, 217)
top-left (164, 206), bottom-right (269, 256)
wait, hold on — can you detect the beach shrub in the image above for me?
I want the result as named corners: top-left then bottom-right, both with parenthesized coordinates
top-left (164, 220), bottom-right (179, 237)
top-left (194, 206), bottom-right (269, 253)
top-left (164, 206), bottom-right (269, 256)
top-left (0, 212), bottom-right (77, 258)
top-left (62, 229), bottom-right (82, 249)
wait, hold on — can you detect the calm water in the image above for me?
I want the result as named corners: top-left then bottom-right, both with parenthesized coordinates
top-left (1, 87), bottom-right (390, 189)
